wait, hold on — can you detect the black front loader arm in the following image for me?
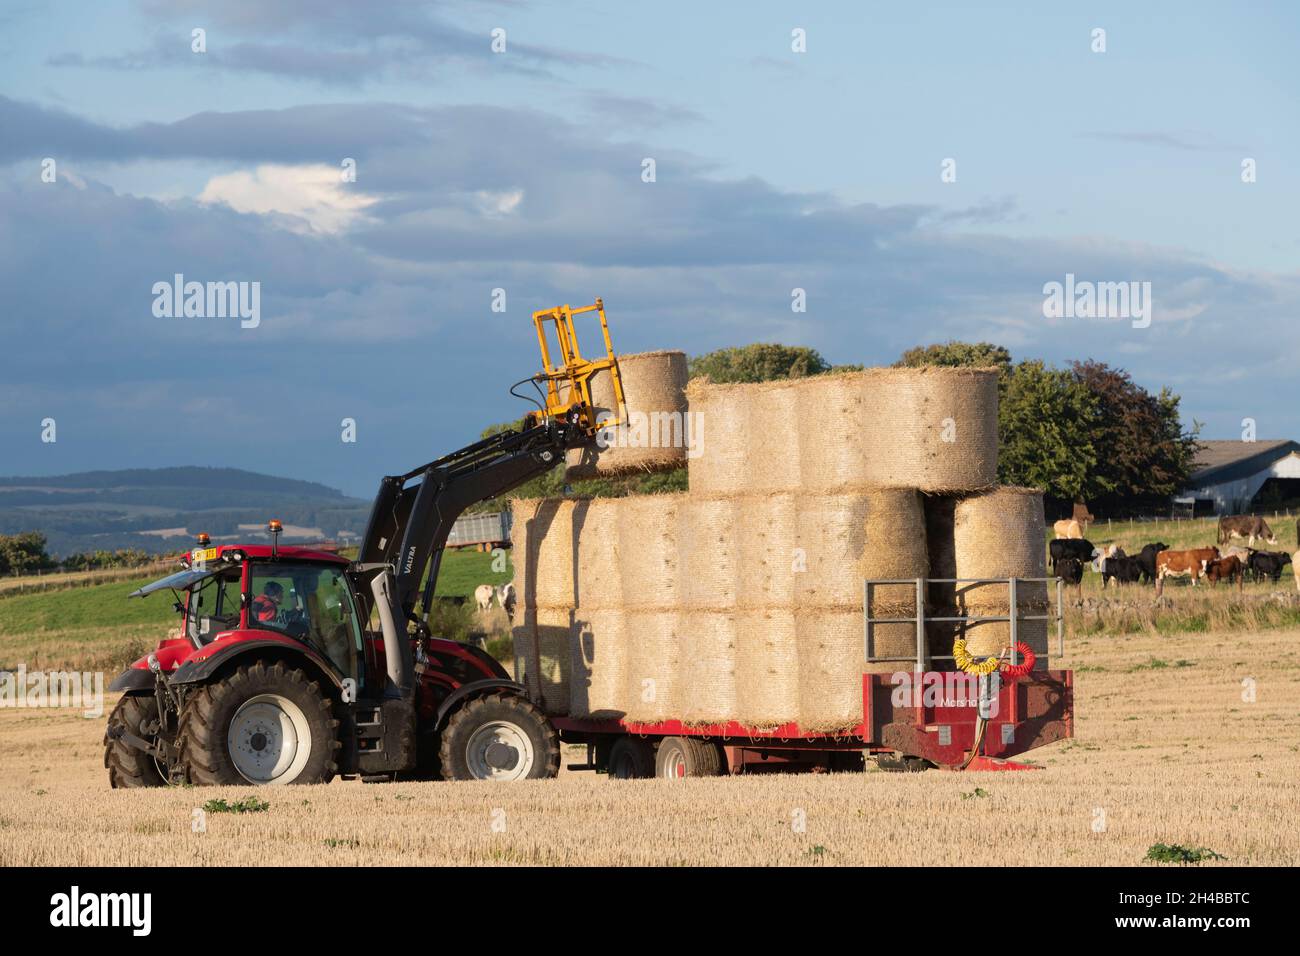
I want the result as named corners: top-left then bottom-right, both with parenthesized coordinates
top-left (356, 419), bottom-right (590, 629)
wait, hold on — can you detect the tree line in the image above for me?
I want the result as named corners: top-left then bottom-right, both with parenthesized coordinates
top-left (0, 532), bottom-right (158, 576)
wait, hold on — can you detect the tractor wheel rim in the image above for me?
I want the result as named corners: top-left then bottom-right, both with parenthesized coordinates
top-left (665, 751), bottom-right (686, 779)
top-left (465, 721), bottom-right (534, 781)
top-left (228, 694), bottom-right (312, 785)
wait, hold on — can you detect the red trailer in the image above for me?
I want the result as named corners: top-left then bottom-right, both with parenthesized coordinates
top-left (550, 577), bottom-right (1073, 777)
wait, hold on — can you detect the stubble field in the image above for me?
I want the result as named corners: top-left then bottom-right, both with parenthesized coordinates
top-left (2, 623), bottom-right (1297, 867)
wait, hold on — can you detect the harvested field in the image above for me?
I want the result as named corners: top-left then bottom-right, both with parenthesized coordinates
top-left (2, 625), bottom-right (1296, 867)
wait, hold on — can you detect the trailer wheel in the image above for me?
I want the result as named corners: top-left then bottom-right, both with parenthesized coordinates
top-left (104, 694), bottom-right (169, 788)
top-left (655, 736), bottom-right (724, 779)
top-left (607, 737), bottom-right (654, 779)
top-left (177, 661), bottom-right (340, 786)
top-left (439, 692), bottom-right (559, 781)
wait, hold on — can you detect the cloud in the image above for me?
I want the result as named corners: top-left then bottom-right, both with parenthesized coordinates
top-left (49, 0), bottom-right (634, 84)
top-left (2, 95), bottom-right (1299, 494)
top-left (1082, 130), bottom-right (1246, 152)
top-left (198, 164), bottom-right (380, 233)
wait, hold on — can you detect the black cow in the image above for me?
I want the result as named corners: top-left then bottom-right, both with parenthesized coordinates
top-left (1049, 538), bottom-right (1095, 574)
top-left (1247, 549), bottom-right (1292, 583)
top-left (1056, 557), bottom-right (1085, 592)
top-left (1134, 542), bottom-right (1170, 584)
top-left (1102, 555), bottom-right (1143, 588)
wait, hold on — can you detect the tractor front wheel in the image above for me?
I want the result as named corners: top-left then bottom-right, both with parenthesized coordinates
top-left (177, 661), bottom-right (340, 786)
top-left (104, 694), bottom-right (170, 788)
top-left (439, 692), bottom-right (559, 781)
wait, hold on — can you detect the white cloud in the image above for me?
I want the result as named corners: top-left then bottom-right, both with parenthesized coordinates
top-left (198, 163), bottom-right (379, 234)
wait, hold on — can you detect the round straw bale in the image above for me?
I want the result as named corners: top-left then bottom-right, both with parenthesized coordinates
top-left (510, 498), bottom-right (576, 608)
top-left (734, 608), bottom-right (800, 728)
top-left (857, 488), bottom-right (929, 611)
top-left (569, 608), bottom-right (628, 719)
top-left (855, 367), bottom-right (999, 492)
top-left (511, 606), bottom-right (572, 716)
top-left (623, 610), bottom-right (681, 722)
top-left (617, 494), bottom-right (684, 608)
top-left (797, 609), bottom-right (866, 733)
top-left (685, 378), bottom-right (801, 494)
top-left (680, 497), bottom-right (741, 608)
top-left (678, 609), bottom-right (738, 724)
top-left (736, 492), bottom-right (797, 607)
top-left (795, 373), bottom-right (870, 491)
top-left (794, 493), bottom-right (870, 607)
top-left (565, 350), bottom-right (689, 480)
top-left (572, 497), bottom-right (623, 609)
top-left (951, 486), bottom-right (1048, 610)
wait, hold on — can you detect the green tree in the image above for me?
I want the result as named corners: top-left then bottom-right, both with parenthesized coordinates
top-left (688, 343), bottom-right (830, 383)
top-left (895, 341), bottom-right (1013, 372)
top-left (1070, 360), bottom-right (1200, 504)
top-left (0, 531), bottom-right (57, 576)
top-left (996, 361), bottom-right (1099, 499)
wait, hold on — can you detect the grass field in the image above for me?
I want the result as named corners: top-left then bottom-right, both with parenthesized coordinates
top-left (0, 549), bottom-right (515, 673)
top-left (1, 623), bottom-right (1296, 866)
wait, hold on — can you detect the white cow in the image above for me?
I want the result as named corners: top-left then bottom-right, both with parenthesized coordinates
top-left (1294, 551), bottom-right (1300, 593)
top-left (474, 584), bottom-right (495, 611)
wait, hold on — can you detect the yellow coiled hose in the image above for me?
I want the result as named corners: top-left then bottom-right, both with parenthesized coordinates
top-left (952, 638), bottom-right (1000, 675)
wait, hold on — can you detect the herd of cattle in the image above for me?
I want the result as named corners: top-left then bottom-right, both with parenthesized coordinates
top-left (1049, 515), bottom-right (1299, 595)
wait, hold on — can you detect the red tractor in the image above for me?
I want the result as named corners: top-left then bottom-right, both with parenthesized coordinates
top-left (104, 300), bottom-right (625, 786)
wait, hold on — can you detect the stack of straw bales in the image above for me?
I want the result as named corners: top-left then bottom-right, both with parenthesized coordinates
top-left (512, 360), bottom-right (1047, 733)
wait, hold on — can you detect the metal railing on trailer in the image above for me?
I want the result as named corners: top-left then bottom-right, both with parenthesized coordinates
top-left (863, 577), bottom-right (1067, 670)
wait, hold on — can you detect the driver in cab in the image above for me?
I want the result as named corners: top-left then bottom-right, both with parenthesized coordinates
top-left (252, 581), bottom-right (286, 625)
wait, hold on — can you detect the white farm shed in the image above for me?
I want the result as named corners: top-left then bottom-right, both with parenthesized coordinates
top-left (1181, 440), bottom-right (1300, 514)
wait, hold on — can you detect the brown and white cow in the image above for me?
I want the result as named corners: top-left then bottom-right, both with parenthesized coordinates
top-left (1205, 555), bottom-right (1244, 591)
top-left (1155, 546), bottom-right (1220, 595)
top-left (1217, 515), bottom-right (1276, 547)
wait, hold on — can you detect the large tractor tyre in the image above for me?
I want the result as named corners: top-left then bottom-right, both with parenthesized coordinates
top-left (606, 736), bottom-right (655, 779)
top-left (177, 661), bottom-right (340, 786)
top-left (655, 736), bottom-right (725, 779)
top-left (104, 694), bottom-right (169, 788)
top-left (439, 692), bottom-right (560, 782)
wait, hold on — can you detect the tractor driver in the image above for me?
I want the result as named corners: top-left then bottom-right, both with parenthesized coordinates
top-left (252, 581), bottom-right (286, 626)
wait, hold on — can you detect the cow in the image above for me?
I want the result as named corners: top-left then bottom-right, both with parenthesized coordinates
top-left (1205, 555), bottom-right (1244, 591)
top-left (1221, 545), bottom-right (1252, 567)
top-left (1294, 550), bottom-right (1300, 593)
top-left (1056, 556), bottom-right (1084, 595)
top-left (1246, 549), bottom-right (1292, 583)
top-left (1155, 546), bottom-right (1219, 595)
top-left (1053, 519), bottom-right (1083, 539)
top-left (497, 582), bottom-right (516, 621)
top-left (474, 583), bottom-right (496, 611)
top-left (1049, 537), bottom-right (1094, 573)
top-left (1134, 542), bottom-right (1170, 584)
top-left (1218, 514), bottom-right (1277, 547)
top-left (1101, 555), bottom-right (1143, 588)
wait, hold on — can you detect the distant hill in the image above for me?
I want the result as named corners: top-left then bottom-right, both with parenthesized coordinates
top-left (0, 467), bottom-right (370, 557)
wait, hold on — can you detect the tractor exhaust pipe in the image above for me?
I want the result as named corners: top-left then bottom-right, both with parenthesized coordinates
top-left (370, 570), bottom-right (414, 697)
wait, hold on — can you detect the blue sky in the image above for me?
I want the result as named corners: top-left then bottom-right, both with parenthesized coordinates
top-left (1, 1), bottom-right (1297, 496)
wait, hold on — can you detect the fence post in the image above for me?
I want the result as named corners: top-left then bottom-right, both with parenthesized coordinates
top-left (915, 578), bottom-right (926, 673)
top-left (1056, 577), bottom-right (1064, 656)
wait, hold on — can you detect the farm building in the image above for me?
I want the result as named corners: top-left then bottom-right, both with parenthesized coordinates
top-left (1179, 439), bottom-right (1300, 514)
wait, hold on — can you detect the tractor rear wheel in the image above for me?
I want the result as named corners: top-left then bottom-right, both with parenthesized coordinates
top-left (606, 737), bottom-right (655, 779)
top-left (177, 661), bottom-right (340, 786)
top-left (654, 736), bottom-right (724, 779)
top-left (439, 692), bottom-right (559, 781)
top-left (104, 694), bottom-right (169, 788)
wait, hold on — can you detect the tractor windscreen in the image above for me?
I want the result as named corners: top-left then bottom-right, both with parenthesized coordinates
top-left (248, 562), bottom-right (362, 680)
top-left (128, 566), bottom-right (222, 598)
